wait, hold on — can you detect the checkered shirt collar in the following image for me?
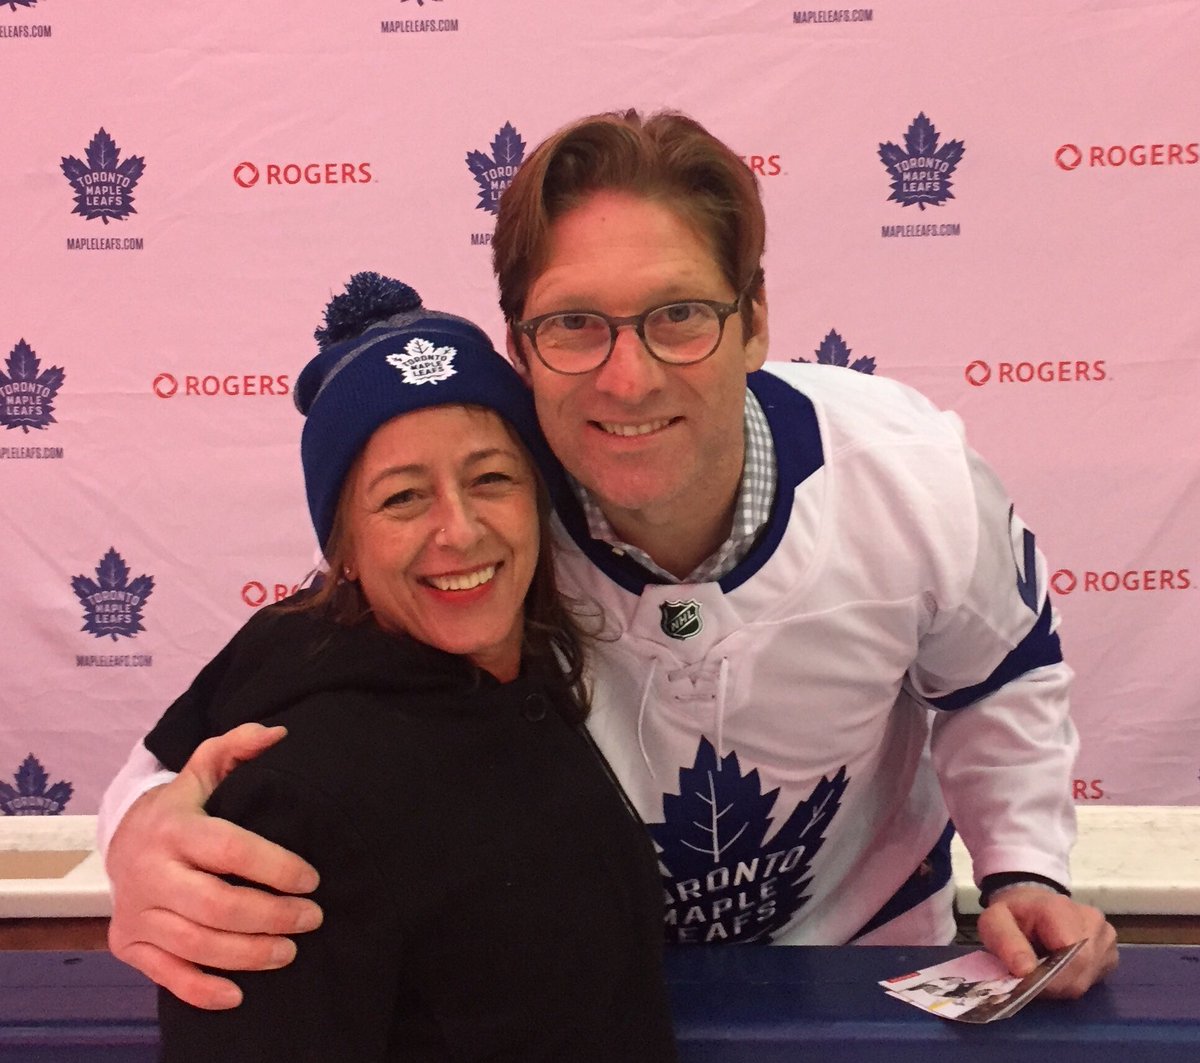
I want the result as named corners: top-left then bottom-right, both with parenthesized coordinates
top-left (569, 387), bottom-right (776, 584)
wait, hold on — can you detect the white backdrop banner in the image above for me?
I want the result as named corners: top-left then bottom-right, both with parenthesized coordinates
top-left (3, 0), bottom-right (1198, 813)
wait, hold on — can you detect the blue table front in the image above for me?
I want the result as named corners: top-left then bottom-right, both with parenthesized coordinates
top-left (2, 945), bottom-right (1197, 1061)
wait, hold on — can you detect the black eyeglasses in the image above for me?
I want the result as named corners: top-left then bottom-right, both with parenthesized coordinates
top-left (513, 295), bottom-right (745, 375)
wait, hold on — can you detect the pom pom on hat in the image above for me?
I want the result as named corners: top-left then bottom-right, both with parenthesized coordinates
top-left (295, 272), bottom-right (553, 550)
top-left (314, 272), bottom-right (422, 349)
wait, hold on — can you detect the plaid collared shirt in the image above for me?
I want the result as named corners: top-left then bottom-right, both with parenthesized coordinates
top-left (570, 387), bottom-right (776, 584)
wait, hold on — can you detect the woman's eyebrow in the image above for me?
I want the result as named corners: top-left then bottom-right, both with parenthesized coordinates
top-left (364, 448), bottom-right (520, 491)
top-left (365, 463), bottom-right (425, 492)
top-left (462, 447), bottom-right (519, 466)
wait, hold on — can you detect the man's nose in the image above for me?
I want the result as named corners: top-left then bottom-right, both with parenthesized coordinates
top-left (592, 324), bottom-right (665, 403)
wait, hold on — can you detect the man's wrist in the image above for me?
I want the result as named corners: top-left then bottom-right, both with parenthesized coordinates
top-left (96, 740), bottom-right (177, 858)
top-left (979, 871), bottom-right (1070, 908)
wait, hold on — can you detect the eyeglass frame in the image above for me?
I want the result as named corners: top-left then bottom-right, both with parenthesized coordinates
top-left (511, 291), bottom-right (749, 376)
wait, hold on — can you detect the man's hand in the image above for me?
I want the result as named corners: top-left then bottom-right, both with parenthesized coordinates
top-left (106, 723), bottom-right (323, 1010)
top-left (977, 886), bottom-right (1118, 999)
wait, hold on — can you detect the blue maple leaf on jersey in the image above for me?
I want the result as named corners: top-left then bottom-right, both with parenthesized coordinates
top-left (71, 547), bottom-right (155, 641)
top-left (878, 112), bottom-right (964, 211)
top-left (649, 737), bottom-right (849, 943)
top-left (0, 755), bottom-right (74, 815)
top-left (792, 329), bottom-right (876, 374)
top-left (465, 122), bottom-right (526, 215)
top-left (4, 0), bottom-right (38, 8)
top-left (0, 339), bottom-right (65, 433)
top-left (60, 128), bottom-right (146, 224)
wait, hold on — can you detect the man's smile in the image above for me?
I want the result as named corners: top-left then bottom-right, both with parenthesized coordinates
top-left (592, 417), bottom-right (678, 438)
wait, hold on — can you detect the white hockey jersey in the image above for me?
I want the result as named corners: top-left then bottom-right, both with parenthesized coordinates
top-left (554, 363), bottom-right (1078, 947)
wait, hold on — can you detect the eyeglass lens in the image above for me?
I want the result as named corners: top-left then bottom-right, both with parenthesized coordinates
top-left (535, 302), bottom-right (722, 368)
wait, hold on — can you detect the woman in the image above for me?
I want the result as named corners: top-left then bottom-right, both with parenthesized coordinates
top-left (152, 274), bottom-right (677, 1061)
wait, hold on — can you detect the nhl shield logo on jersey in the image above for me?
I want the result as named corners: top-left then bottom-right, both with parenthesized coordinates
top-left (386, 338), bottom-right (457, 385)
top-left (660, 599), bottom-right (702, 640)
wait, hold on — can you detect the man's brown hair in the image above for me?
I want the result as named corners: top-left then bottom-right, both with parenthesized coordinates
top-left (493, 109), bottom-right (766, 344)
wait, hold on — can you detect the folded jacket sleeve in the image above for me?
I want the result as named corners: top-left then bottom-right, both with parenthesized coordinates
top-left (156, 759), bottom-right (403, 1063)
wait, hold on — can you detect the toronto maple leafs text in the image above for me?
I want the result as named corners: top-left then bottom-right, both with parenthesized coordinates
top-left (66, 237), bottom-right (144, 251)
top-left (793, 8), bottom-right (872, 23)
top-left (76, 654), bottom-right (153, 667)
top-left (380, 19), bottom-right (459, 33)
top-left (0, 24), bottom-right (51, 38)
top-left (881, 223), bottom-right (961, 238)
top-left (663, 847), bottom-right (812, 943)
top-left (0, 446), bottom-right (63, 459)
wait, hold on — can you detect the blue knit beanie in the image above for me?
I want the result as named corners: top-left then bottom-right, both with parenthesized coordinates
top-left (296, 272), bottom-right (548, 550)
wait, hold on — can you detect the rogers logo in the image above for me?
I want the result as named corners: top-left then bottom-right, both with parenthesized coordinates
top-left (242, 581), bottom-right (301, 608)
top-left (152, 374), bottom-right (291, 398)
top-left (960, 362), bottom-right (1099, 386)
top-left (1055, 144), bottom-right (1083, 171)
top-left (1050, 569), bottom-right (1077, 595)
top-left (1051, 568), bottom-right (1191, 595)
top-left (965, 360), bottom-right (991, 386)
top-left (233, 162), bottom-right (260, 188)
top-left (1056, 142), bottom-right (1199, 169)
top-left (233, 162), bottom-right (373, 187)
top-left (738, 154), bottom-right (783, 177)
top-left (963, 359), bottom-right (1106, 386)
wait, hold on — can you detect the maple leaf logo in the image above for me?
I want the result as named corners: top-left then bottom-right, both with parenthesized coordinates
top-left (3, 0), bottom-right (39, 8)
top-left (792, 329), bottom-right (876, 374)
top-left (60, 128), bottom-right (146, 224)
top-left (386, 336), bottom-right (457, 385)
top-left (878, 112), bottom-right (964, 211)
top-left (71, 547), bottom-right (155, 641)
top-left (0, 755), bottom-right (73, 816)
top-left (0, 339), bottom-right (65, 432)
top-left (649, 737), bottom-right (849, 943)
top-left (465, 122), bottom-right (526, 216)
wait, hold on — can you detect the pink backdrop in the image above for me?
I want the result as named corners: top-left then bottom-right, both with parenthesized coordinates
top-left (3, 0), bottom-right (1198, 814)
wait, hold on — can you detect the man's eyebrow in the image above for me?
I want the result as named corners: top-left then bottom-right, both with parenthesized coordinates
top-left (534, 284), bottom-right (716, 312)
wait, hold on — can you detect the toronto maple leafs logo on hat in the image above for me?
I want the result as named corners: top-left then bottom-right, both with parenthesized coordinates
top-left (792, 330), bottom-right (876, 375)
top-left (60, 128), bottom-right (146, 224)
top-left (466, 122), bottom-right (526, 216)
top-left (878, 113), bottom-right (964, 211)
top-left (386, 337), bottom-right (457, 385)
top-left (71, 548), bottom-right (155, 641)
top-left (0, 339), bottom-right (64, 432)
top-left (0, 755), bottom-right (73, 816)
top-left (660, 599), bottom-right (703, 641)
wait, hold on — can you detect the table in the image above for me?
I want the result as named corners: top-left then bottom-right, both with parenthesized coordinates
top-left (3, 945), bottom-right (1198, 1061)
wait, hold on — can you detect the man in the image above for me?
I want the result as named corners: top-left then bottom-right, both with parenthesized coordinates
top-left (100, 109), bottom-right (1117, 1011)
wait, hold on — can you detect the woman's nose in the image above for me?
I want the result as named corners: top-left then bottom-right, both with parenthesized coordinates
top-left (432, 491), bottom-right (484, 550)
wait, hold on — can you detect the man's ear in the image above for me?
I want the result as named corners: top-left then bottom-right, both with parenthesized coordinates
top-left (743, 285), bottom-right (769, 373)
top-left (506, 327), bottom-right (532, 383)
